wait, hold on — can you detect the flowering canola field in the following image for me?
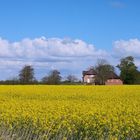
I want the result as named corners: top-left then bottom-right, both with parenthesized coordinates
top-left (0, 85), bottom-right (140, 140)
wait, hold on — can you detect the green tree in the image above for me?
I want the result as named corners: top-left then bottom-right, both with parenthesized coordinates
top-left (117, 56), bottom-right (137, 84)
top-left (135, 71), bottom-right (140, 84)
top-left (19, 65), bottom-right (35, 84)
top-left (95, 59), bottom-right (115, 85)
top-left (42, 70), bottom-right (61, 85)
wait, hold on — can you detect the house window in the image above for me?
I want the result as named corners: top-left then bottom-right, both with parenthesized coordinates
top-left (87, 78), bottom-right (90, 83)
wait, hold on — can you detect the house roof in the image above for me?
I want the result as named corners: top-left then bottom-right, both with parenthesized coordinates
top-left (83, 69), bottom-right (120, 79)
top-left (107, 72), bottom-right (120, 79)
top-left (83, 69), bottom-right (96, 76)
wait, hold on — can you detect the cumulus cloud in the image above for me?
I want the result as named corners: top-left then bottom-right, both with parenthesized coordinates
top-left (0, 37), bottom-right (107, 60)
top-left (113, 39), bottom-right (140, 57)
top-left (113, 38), bottom-right (140, 67)
top-left (1, 36), bottom-right (140, 80)
top-left (0, 37), bottom-right (108, 79)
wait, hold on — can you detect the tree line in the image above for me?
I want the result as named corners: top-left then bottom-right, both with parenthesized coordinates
top-left (0, 56), bottom-right (140, 85)
top-left (92, 56), bottom-right (140, 85)
top-left (0, 66), bottom-right (80, 85)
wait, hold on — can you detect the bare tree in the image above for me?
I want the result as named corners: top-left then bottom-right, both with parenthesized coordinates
top-left (42, 70), bottom-right (61, 84)
top-left (95, 59), bottom-right (115, 85)
top-left (66, 74), bottom-right (78, 83)
top-left (19, 65), bottom-right (35, 84)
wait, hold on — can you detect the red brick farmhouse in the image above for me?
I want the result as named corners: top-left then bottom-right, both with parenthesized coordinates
top-left (82, 69), bottom-right (123, 85)
top-left (82, 69), bottom-right (96, 84)
top-left (105, 73), bottom-right (123, 85)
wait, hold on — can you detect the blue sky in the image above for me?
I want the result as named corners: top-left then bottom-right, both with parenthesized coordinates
top-left (0, 0), bottom-right (140, 80)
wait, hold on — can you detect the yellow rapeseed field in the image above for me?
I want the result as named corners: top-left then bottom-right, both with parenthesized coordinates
top-left (0, 85), bottom-right (140, 140)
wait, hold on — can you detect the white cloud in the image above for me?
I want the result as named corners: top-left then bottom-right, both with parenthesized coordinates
top-left (0, 37), bottom-right (108, 79)
top-left (0, 37), bottom-right (107, 59)
top-left (1, 37), bottom-right (140, 80)
top-left (113, 39), bottom-right (140, 57)
top-left (113, 38), bottom-right (140, 67)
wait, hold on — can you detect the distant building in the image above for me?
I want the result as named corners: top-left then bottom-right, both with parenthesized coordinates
top-left (82, 69), bottom-right (123, 85)
top-left (105, 72), bottom-right (123, 85)
top-left (82, 69), bottom-right (96, 84)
